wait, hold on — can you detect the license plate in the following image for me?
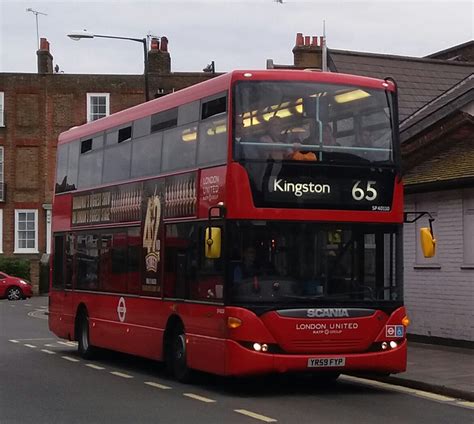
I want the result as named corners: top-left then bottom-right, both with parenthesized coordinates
top-left (307, 357), bottom-right (346, 368)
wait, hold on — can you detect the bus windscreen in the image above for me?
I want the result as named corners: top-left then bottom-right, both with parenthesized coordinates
top-left (234, 81), bottom-right (394, 165)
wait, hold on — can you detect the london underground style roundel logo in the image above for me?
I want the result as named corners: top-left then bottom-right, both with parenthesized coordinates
top-left (117, 297), bottom-right (127, 323)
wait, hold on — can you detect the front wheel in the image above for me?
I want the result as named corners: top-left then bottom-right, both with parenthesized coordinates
top-left (169, 327), bottom-right (192, 382)
top-left (77, 313), bottom-right (95, 359)
top-left (6, 287), bottom-right (23, 301)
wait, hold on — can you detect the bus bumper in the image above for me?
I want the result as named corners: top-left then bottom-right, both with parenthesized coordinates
top-left (225, 339), bottom-right (407, 377)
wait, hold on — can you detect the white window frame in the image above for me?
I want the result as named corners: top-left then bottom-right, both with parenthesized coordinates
top-left (87, 93), bottom-right (110, 123)
top-left (0, 209), bottom-right (3, 253)
top-left (0, 146), bottom-right (4, 201)
top-left (14, 209), bottom-right (39, 254)
top-left (0, 92), bottom-right (4, 127)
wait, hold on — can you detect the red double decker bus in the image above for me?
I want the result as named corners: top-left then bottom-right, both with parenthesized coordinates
top-left (50, 69), bottom-right (420, 381)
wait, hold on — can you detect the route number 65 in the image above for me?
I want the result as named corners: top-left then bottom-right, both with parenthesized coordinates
top-left (352, 180), bottom-right (377, 201)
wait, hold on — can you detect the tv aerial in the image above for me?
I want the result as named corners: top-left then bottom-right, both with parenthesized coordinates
top-left (26, 8), bottom-right (48, 49)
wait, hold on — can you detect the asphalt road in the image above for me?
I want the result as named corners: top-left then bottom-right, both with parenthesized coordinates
top-left (1, 296), bottom-right (472, 424)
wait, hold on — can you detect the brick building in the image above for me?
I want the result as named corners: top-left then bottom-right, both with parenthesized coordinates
top-left (0, 36), bottom-right (217, 294)
top-left (269, 34), bottom-right (474, 343)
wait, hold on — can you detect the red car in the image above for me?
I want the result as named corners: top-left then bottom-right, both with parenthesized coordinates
top-left (0, 272), bottom-right (33, 300)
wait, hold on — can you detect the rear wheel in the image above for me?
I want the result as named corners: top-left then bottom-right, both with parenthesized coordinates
top-left (77, 312), bottom-right (95, 359)
top-left (6, 287), bottom-right (23, 301)
top-left (168, 326), bottom-right (192, 382)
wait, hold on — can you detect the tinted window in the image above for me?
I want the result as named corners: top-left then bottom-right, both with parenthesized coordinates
top-left (234, 81), bottom-right (393, 164)
top-left (151, 108), bottom-right (178, 133)
top-left (76, 234), bottom-right (100, 290)
top-left (53, 235), bottom-right (65, 289)
top-left (133, 116), bottom-right (151, 139)
top-left (99, 233), bottom-right (127, 293)
top-left (78, 149), bottom-right (103, 188)
top-left (127, 227), bottom-right (141, 295)
top-left (162, 124), bottom-right (197, 172)
top-left (202, 95), bottom-right (227, 120)
top-left (164, 223), bottom-right (197, 299)
top-left (55, 144), bottom-right (69, 193)
top-left (65, 234), bottom-right (74, 289)
top-left (78, 135), bottom-right (104, 188)
top-left (118, 126), bottom-right (132, 143)
top-left (102, 142), bottom-right (132, 183)
top-left (197, 116), bottom-right (228, 166)
top-left (178, 101), bottom-right (200, 126)
top-left (67, 141), bottom-right (80, 189)
top-left (81, 139), bottom-right (92, 154)
top-left (131, 132), bottom-right (162, 178)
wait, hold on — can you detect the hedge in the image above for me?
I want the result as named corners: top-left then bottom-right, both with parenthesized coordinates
top-left (0, 257), bottom-right (31, 280)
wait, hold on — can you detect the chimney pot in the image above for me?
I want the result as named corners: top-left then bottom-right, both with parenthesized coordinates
top-left (160, 36), bottom-right (168, 52)
top-left (40, 37), bottom-right (50, 51)
top-left (304, 36), bottom-right (310, 46)
top-left (311, 36), bottom-right (318, 46)
top-left (295, 32), bottom-right (304, 47)
top-left (150, 37), bottom-right (159, 50)
top-left (320, 36), bottom-right (325, 47)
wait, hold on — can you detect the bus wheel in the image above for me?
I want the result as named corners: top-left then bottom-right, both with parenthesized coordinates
top-left (170, 327), bottom-right (191, 382)
top-left (77, 312), bottom-right (95, 359)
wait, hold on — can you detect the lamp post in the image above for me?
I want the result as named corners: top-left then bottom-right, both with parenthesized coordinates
top-left (68, 31), bottom-right (150, 101)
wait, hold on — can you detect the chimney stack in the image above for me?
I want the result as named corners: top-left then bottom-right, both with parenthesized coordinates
top-left (292, 32), bottom-right (323, 69)
top-left (148, 36), bottom-right (171, 74)
top-left (37, 37), bottom-right (53, 74)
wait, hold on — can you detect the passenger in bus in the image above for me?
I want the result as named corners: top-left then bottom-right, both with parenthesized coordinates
top-left (259, 116), bottom-right (290, 160)
top-left (322, 123), bottom-right (338, 146)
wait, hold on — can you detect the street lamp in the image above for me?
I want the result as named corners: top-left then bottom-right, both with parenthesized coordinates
top-left (68, 30), bottom-right (150, 101)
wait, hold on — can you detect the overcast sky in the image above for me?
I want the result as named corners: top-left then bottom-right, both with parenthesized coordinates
top-left (0, 0), bottom-right (472, 75)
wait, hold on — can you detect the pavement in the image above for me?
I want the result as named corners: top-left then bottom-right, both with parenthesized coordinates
top-left (370, 341), bottom-right (474, 401)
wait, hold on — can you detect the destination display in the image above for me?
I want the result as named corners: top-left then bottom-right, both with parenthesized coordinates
top-left (246, 163), bottom-right (396, 211)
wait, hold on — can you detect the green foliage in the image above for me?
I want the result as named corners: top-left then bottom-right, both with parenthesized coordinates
top-left (0, 257), bottom-right (31, 280)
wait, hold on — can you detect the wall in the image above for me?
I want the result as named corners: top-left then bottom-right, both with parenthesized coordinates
top-left (0, 70), bottom-right (216, 294)
top-left (404, 189), bottom-right (474, 342)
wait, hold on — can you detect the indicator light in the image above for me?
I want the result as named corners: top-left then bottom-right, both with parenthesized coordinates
top-left (227, 317), bottom-right (242, 329)
top-left (402, 316), bottom-right (410, 327)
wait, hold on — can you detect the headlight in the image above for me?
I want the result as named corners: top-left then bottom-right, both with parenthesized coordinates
top-left (19, 280), bottom-right (29, 285)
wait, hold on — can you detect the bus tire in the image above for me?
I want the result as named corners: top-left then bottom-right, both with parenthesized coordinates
top-left (169, 326), bottom-right (192, 382)
top-left (77, 311), bottom-right (95, 359)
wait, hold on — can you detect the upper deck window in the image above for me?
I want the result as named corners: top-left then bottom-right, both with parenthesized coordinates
top-left (151, 108), bottom-right (178, 133)
top-left (202, 94), bottom-right (227, 120)
top-left (233, 81), bottom-right (394, 165)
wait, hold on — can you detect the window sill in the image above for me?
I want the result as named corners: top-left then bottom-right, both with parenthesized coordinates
top-left (413, 264), bottom-right (441, 270)
top-left (14, 250), bottom-right (39, 254)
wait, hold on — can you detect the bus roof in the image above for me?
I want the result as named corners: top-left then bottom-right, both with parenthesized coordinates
top-left (58, 69), bottom-right (395, 145)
